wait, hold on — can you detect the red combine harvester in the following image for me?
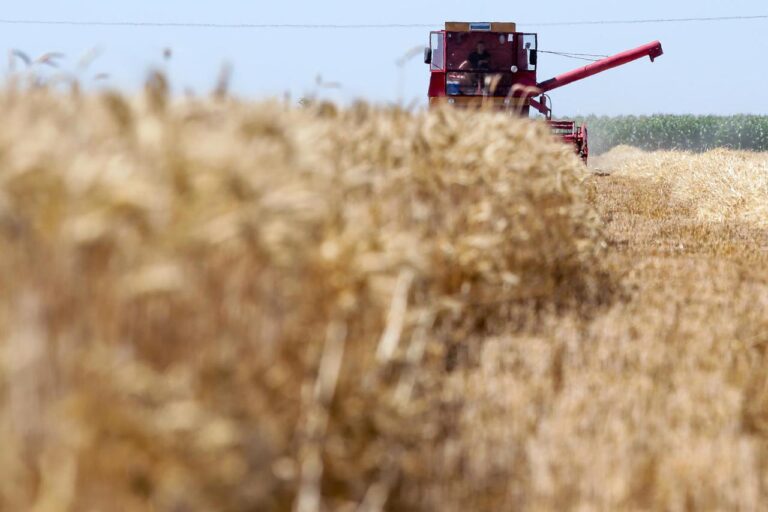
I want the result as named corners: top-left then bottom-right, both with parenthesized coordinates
top-left (424, 22), bottom-right (663, 163)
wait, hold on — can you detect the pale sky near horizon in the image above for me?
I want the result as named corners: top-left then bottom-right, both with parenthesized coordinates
top-left (1, 1), bottom-right (765, 115)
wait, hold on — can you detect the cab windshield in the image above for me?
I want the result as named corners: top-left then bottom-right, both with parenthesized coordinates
top-left (445, 32), bottom-right (516, 72)
top-left (441, 31), bottom-right (537, 97)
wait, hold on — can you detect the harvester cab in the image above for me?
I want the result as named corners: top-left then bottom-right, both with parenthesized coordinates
top-left (425, 21), bottom-right (664, 163)
top-left (425, 22), bottom-right (539, 112)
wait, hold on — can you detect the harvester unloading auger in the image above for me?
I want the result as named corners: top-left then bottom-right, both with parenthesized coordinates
top-left (424, 22), bottom-right (664, 163)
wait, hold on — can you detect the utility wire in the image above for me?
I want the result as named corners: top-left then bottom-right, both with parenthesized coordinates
top-left (0, 14), bottom-right (765, 29)
top-left (541, 54), bottom-right (599, 62)
top-left (0, 14), bottom-right (768, 30)
top-left (0, 19), bottom-right (435, 29)
top-left (525, 14), bottom-right (768, 26)
top-left (539, 50), bottom-right (608, 61)
top-left (540, 51), bottom-right (609, 58)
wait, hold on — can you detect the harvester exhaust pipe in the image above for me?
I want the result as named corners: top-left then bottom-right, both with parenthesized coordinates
top-left (537, 41), bottom-right (664, 94)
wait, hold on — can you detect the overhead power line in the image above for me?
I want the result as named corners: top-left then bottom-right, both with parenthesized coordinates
top-left (526, 14), bottom-right (768, 26)
top-left (0, 14), bottom-right (765, 29)
top-left (0, 19), bottom-right (434, 29)
top-left (540, 51), bottom-right (609, 58)
top-left (539, 50), bottom-right (609, 62)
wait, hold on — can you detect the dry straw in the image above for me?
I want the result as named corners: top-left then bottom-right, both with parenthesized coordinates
top-left (0, 83), bottom-right (607, 511)
top-left (4, 82), bottom-right (768, 511)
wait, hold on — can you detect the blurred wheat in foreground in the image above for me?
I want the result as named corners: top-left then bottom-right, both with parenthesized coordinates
top-left (1, 88), bottom-right (767, 512)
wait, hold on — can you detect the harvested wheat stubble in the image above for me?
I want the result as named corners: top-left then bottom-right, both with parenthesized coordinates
top-left (600, 145), bottom-right (768, 227)
top-left (0, 87), bottom-right (609, 511)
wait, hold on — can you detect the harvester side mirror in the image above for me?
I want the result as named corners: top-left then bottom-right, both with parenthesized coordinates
top-left (424, 47), bottom-right (432, 65)
top-left (529, 49), bottom-right (538, 66)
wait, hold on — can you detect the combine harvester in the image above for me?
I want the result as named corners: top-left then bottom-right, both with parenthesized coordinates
top-left (424, 22), bottom-right (663, 163)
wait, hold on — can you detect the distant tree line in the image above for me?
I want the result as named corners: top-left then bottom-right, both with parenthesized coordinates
top-left (570, 115), bottom-right (768, 154)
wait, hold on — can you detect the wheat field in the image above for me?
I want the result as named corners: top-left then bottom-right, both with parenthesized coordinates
top-left (1, 85), bottom-right (767, 511)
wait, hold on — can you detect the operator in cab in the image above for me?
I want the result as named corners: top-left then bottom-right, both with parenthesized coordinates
top-left (460, 42), bottom-right (492, 71)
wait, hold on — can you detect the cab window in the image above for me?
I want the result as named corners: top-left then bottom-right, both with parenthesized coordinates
top-left (430, 32), bottom-right (445, 71)
top-left (520, 34), bottom-right (538, 71)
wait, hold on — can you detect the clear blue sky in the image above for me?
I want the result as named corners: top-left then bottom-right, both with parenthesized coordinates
top-left (1, 0), bottom-right (766, 115)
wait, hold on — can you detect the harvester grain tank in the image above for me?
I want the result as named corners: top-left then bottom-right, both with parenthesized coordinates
top-left (424, 22), bottom-right (664, 163)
